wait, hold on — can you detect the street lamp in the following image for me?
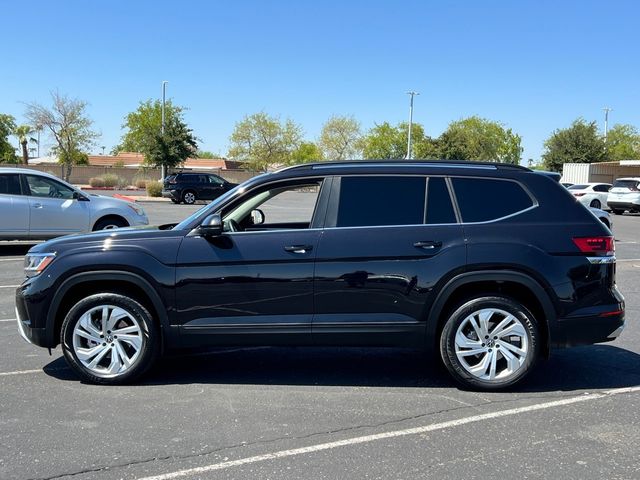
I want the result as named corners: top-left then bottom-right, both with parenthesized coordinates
top-left (406, 91), bottom-right (419, 159)
top-left (603, 107), bottom-right (613, 144)
top-left (161, 80), bottom-right (169, 180)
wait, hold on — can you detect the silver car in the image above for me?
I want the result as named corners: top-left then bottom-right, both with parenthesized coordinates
top-left (0, 168), bottom-right (148, 240)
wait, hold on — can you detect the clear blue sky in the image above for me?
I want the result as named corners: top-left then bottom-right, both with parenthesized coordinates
top-left (2, 0), bottom-right (639, 163)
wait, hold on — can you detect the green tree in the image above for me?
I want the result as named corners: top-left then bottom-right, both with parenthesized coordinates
top-left (115, 100), bottom-right (185, 154)
top-left (145, 120), bottom-right (198, 170)
top-left (605, 124), bottom-right (640, 161)
top-left (361, 121), bottom-right (439, 160)
top-left (25, 91), bottom-right (98, 180)
top-left (542, 119), bottom-right (606, 172)
top-left (0, 114), bottom-right (18, 163)
top-left (14, 125), bottom-right (36, 165)
top-left (318, 115), bottom-right (362, 160)
top-left (228, 112), bottom-right (303, 171)
top-left (439, 116), bottom-right (522, 164)
top-left (196, 150), bottom-right (219, 159)
top-left (116, 99), bottom-right (198, 171)
top-left (291, 141), bottom-right (323, 163)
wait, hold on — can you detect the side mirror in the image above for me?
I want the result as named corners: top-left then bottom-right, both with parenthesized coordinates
top-left (250, 208), bottom-right (265, 225)
top-left (73, 191), bottom-right (89, 201)
top-left (199, 214), bottom-right (223, 237)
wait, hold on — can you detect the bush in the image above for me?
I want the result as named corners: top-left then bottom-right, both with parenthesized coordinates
top-left (89, 177), bottom-right (105, 188)
top-left (116, 177), bottom-right (129, 189)
top-left (146, 181), bottom-right (162, 197)
top-left (135, 179), bottom-right (148, 189)
top-left (101, 174), bottom-right (119, 188)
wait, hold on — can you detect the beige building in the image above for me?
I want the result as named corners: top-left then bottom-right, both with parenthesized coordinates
top-left (561, 160), bottom-right (640, 184)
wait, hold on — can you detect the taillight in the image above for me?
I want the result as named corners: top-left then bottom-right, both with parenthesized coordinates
top-left (573, 193), bottom-right (585, 197)
top-left (169, 179), bottom-right (177, 184)
top-left (572, 236), bottom-right (614, 256)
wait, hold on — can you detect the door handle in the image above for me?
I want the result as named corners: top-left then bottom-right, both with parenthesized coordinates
top-left (414, 241), bottom-right (442, 250)
top-left (32, 203), bottom-right (43, 209)
top-left (284, 245), bottom-right (313, 254)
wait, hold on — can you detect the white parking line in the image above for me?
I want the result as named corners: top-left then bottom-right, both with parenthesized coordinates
top-left (0, 318), bottom-right (16, 322)
top-left (618, 258), bottom-right (640, 262)
top-left (0, 257), bottom-right (23, 262)
top-left (0, 285), bottom-right (19, 288)
top-left (138, 386), bottom-right (640, 480)
top-left (0, 368), bottom-right (43, 377)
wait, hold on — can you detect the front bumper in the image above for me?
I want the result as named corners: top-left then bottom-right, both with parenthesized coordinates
top-left (15, 303), bottom-right (48, 347)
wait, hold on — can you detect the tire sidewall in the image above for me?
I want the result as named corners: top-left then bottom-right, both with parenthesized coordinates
top-left (440, 296), bottom-right (540, 390)
top-left (61, 293), bottom-right (158, 385)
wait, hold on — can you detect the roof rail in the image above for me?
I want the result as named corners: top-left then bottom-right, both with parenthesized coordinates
top-left (277, 160), bottom-right (530, 172)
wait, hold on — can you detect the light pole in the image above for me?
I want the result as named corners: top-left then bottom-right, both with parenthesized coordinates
top-left (603, 107), bottom-right (613, 144)
top-left (161, 80), bottom-right (169, 180)
top-left (406, 91), bottom-right (419, 159)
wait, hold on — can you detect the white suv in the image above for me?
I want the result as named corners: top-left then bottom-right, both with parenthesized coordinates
top-left (0, 168), bottom-right (148, 240)
top-left (607, 177), bottom-right (640, 215)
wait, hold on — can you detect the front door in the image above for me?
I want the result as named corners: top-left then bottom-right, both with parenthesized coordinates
top-left (174, 178), bottom-right (327, 346)
top-left (313, 175), bottom-right (466, 346)
top-left (23, 174), bottom-right (90, 237)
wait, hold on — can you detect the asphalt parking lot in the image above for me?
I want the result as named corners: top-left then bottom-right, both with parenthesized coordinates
top-left (1, 204), bottom-right (639, 480)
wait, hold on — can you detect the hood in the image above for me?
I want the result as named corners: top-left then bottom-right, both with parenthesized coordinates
top-left (29, 224), bottom-right (183, 254)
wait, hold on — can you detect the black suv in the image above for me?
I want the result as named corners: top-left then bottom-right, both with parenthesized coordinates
top-left (16, 161), bottom-right (625, 390)
top-left (162, 172), bottom-right (236, 204)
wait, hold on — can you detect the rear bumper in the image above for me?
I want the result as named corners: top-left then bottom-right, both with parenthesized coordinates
top-left (553, 285), bottom-right (625, 348)
top-left (607, 201), bottom-right (640, 210)
top-left (162, 190), bottom-right (180, 201)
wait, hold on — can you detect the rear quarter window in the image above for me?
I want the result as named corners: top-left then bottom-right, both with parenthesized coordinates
top-left (613, 180), bottom-right (639, 190)
top-left (452, 177), bottom-right (534, 223)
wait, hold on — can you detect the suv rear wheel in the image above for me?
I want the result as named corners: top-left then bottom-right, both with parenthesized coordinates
top-left (440, 296), bottom-right (539, 390)
top-left (61, 293), bottom-right (159, 385)
top-left (182, 190), bottom-right (197, 205)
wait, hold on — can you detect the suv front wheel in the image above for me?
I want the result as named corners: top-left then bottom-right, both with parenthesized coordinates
top-left (440, 296), bottom-right (539, 390)
top-left (61, 293), bottom-right (159, 384)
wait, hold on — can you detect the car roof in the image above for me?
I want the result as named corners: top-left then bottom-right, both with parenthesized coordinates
top-left (615, 177), bottom-right (640, 181)
top-left (0, 167), bottom-right (77, 188)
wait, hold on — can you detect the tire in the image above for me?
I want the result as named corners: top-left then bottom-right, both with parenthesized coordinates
top-left (182, 190), bottom-right (197, 205)
top-left (93, 216), bottom-right (128, 230)
top-left (61, 293), bottom-right (159, 385)
top-left (612, 209), bottom-right (624, 215)
top-left (171, 199), bottom-right (180, 204)
top-left (440, 296), bottom-right (540, 391)
top-left (590, 199), bottom-right (601, 209)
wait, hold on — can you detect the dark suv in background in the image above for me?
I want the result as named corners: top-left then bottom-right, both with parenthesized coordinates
top-left (162, 171), bottom-right (236, 204)
top-left (16, 161), bottom-right (625, 390)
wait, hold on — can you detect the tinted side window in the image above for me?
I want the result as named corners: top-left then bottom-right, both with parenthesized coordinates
top-left (0, 174), bottom-right (22, 195)
top-left (208, 175), bottom-right (224, 185)
top-left (425, 177), bottom-right (456, 224)
top-left (452, 178), bottom-right (534, 223)
top-left (336, 176), bottom-right (426, 227)
top-left (593, 184), bottom-right (611, 192)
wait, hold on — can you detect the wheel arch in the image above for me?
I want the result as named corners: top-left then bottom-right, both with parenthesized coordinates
top-left (47, 271), bottom-right (169, 349)
top-left (92, 214), bottom-right (129, 231)
top-left (426, 270), bottom-right (557, 357)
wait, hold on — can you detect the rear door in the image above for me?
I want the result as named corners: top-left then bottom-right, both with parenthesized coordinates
top-left (23, 174), bottom-right (90, 237)
top-left (0, 173), bottom-right (29, 238)
top-left (312, 175), bottom-right (465, 346)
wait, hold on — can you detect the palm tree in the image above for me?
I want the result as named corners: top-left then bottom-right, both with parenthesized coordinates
top-left (14, 125), bottom-right (36, 165)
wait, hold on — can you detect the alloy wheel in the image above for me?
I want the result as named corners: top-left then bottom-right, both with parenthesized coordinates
top-left (72, 305), bottom-right (144, 377)
top-left (454, 308), bottom-right (529, 381)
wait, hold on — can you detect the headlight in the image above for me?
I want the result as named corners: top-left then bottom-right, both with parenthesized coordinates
top-left (127, 203), bottom-right (146, 217)
top-left (24, 253), bottom-right (56, 278)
